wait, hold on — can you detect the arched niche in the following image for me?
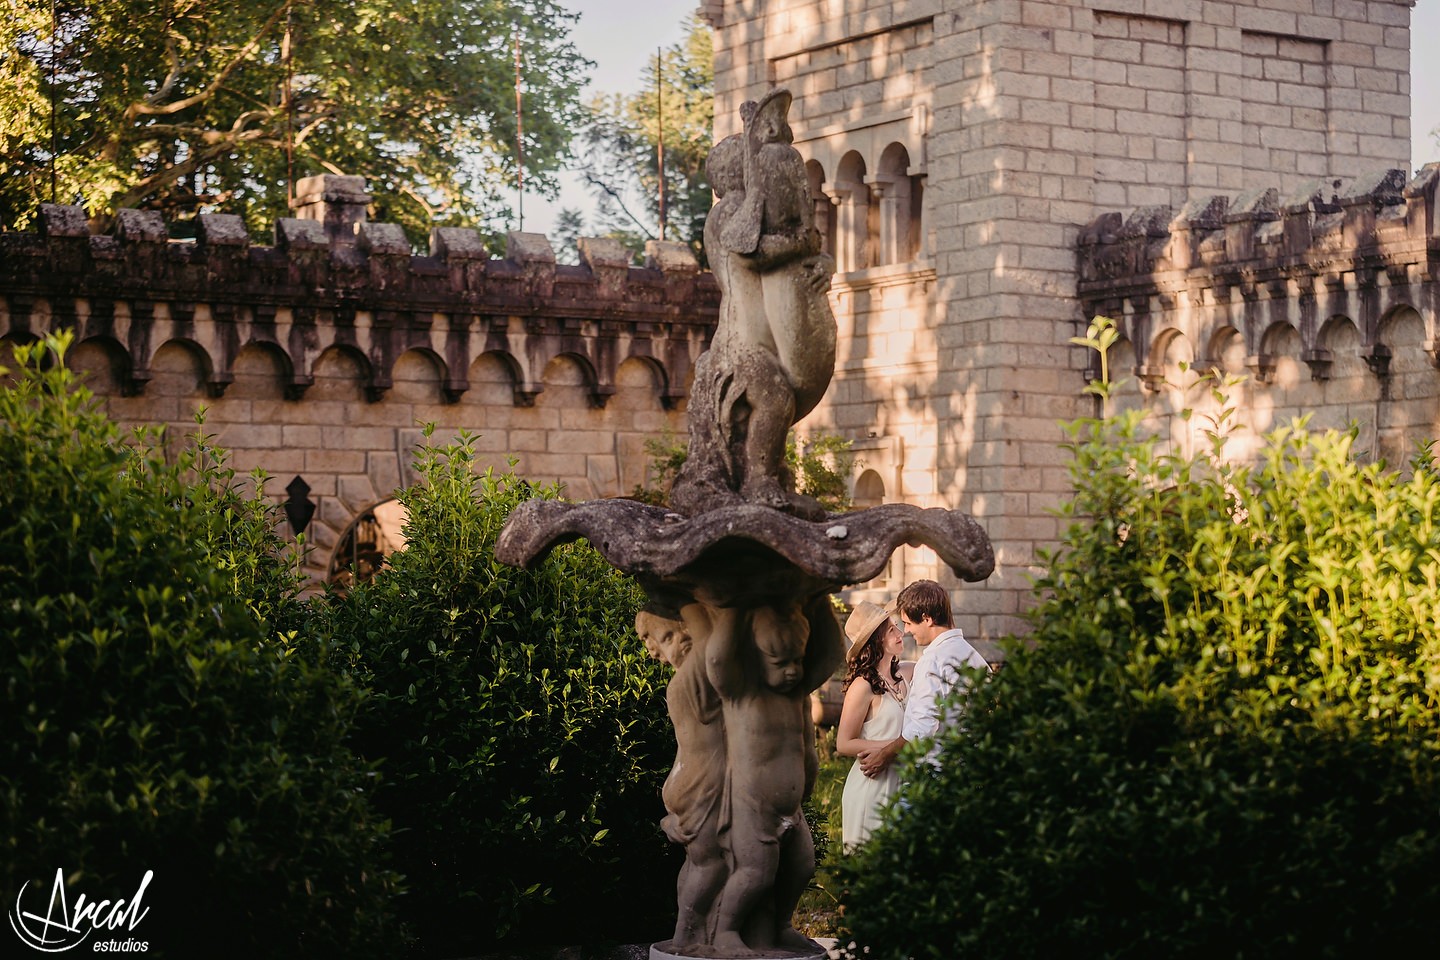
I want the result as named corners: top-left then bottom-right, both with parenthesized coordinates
top-left (833, 151), bottom-right (870, 273)
top-left (310, 344), bottom-right (370, 402)
top-left (229, 341), bottom-right (291, 401)
top-left (849, 466), bottom-right (899, 594)
top-left (1376, 305), bottom-right (1427, 375)
top-left (611, 354), bottom-right (668, 412)
top-left (327, 497), bottom-right (409, 589)
top-left (873, 142), bottom-right (917, 265)
top-left (805, 159), bottom-right (836, 259)
top-left (0, 331), bottom-right (42, 389)
top-left (390, 348), bottom-right (447, 403)
top-left (1105, 335), bottom-right (1146, 415)
top-left (147, 338), bottom-right (212, 398)
top-left (853, 468), bottom-right (885, 508)
top-left (1305, 315), bottom-right (1373, 437)
top-left (1206, 326), bottom-right (1247, 377)
top-left (1258, 322), bottom-right (1304, 391)
top-left (1158, 329), bottom-right (1197, 397)
top-left (537, 352), bottom-right (600, 410)
top-left (468, 350), bottom-right (522, 406)
top-left (1374, 306), bottom-right (1434, 464)
top-left (68, 336), bottom-right (130, 395)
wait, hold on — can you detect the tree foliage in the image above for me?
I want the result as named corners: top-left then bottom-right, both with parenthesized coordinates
top-left (1, 0), bottom-right (591, 241)
top-left (835, 321), bottom-right (1440, 958)
top-left (569, 15), bottom-right (712, 260)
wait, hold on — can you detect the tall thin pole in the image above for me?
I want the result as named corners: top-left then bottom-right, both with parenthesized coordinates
top-left (515, 30), bottom-right (524, 231)
top-left (283, 2), bottom-right (295, 207)
top-left (656, 47), bottom-right (666, 240)
top-left (49, 0), bottom-right (58, 204)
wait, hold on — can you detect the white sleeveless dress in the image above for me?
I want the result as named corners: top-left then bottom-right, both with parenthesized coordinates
top-left (840, 690), bottom-right (905, 850)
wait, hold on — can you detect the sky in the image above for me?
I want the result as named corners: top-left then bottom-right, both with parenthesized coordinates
top-left (520, 0), bottom-right (702, 237)
top-left (524, 1), bottom-right (1440, 238)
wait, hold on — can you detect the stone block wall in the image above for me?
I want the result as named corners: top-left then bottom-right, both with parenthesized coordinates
top-left (0, 181), bottom-right (719, 585)
top-left (705, 0), bottom-right (1418, 637)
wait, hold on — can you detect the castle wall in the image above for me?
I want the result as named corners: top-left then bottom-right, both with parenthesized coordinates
top-left (1079, 164), bottom-right (1440, 469)
top-left (705, 0), bottom-right (1419, 636)
top-left (0, 191), bottom-right (718, 585)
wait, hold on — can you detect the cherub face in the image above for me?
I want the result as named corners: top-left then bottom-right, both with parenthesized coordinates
top-left (656, 628), bottom-right (693, 667)
top-left (753, 605), bottom-right (808, 691)
top-left (762, 648), bottom-right (804, 691)
top-left (637, 612), bottom-right (692, 668)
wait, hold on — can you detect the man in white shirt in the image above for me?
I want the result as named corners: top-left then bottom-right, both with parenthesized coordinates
top-left (857, 579), bottom-right (989, 776)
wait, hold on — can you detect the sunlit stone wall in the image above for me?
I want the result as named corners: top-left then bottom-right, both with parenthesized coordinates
top-left (704, 0), bottom-right (1417, 636)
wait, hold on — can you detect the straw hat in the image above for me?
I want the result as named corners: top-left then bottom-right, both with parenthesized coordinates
top-left (844, 601), bottom-right (895, 662)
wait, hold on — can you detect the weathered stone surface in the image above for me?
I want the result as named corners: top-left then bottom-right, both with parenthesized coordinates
top-left (39, 204), bottom-right (90, 238)
top-left (506, 231), bottom-right (557, 265)
top-left (495, 499), bottom-right (994, 589)
top-left (356, 220), bottom-right (411, 256)
top-left (670, 89), bottom-right (838, 520)
top-left (432, 226), bottom-right (488, 260)
top-left (196, 214), bottom-right (250, 248)
top-left (115, 209), bottom-right (167, 243)
top-left (644, 240), bottom-right (700, 273)
top-left (275, 217), bottom-right (328, 250)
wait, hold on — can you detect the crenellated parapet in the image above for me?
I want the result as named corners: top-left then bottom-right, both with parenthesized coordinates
top-left (1077, 164), bottom-right (1440, 387)
top-left (0, 175), bottom-right (719, 409)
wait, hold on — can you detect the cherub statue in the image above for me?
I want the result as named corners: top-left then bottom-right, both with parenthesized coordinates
top-left (689, 595), bottom-right (843, 955)
top-left (672, 88), bottom-right (837, 519)
top-left (637, 609), bottom-right (727, 950)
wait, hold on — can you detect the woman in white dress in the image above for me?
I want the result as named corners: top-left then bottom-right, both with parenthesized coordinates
top-left (837, 601), bottom-right (912, 850)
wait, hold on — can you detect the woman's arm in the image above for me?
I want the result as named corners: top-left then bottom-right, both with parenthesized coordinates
top-left (836, 679), bottom-right (886, 758)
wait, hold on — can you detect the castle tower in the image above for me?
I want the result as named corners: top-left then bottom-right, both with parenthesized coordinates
top-left (701, 0), bottom-right (1414, 635)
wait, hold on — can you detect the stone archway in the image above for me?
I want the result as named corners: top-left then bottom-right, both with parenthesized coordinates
top-left (327, 498), bottom-right (409, 588)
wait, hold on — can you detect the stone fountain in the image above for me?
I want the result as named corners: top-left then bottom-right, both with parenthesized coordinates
top-left (495, 88), bottom-right (993, 959)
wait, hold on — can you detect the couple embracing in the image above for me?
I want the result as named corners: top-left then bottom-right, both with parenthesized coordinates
top-left (836, 579), bottom-right (991, 849)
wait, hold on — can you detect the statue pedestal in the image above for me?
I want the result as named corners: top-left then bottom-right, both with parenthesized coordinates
top-left (650, 939), bottom-right (831, 960)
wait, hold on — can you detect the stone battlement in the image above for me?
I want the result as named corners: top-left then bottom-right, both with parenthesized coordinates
top-left (1077, 164), bottom-right (1440, 385)
top-left (1079, 165), bottom-right (1438, 289)
top-left (0, 175), bottom-right (719, 408)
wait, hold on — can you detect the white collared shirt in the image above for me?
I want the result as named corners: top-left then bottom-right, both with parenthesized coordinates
top-left (901, 627), bottom-right (989, 743)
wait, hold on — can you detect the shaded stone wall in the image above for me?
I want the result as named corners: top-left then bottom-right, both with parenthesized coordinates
top-left (1078, 164), bottom-right (1440, 467)
top-left (0, 187), bottom-right (718, 584)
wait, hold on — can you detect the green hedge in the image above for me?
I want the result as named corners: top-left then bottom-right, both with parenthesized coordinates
top-left (323, 429), bottom-right (678, 956)
top-left (838, 355), bottom-right (1440, 958)
top-left (0, 335), bottom-right (399, 958)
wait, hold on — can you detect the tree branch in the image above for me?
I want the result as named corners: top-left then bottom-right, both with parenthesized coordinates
top-left (125, 3), bottom-right (290, 120)
top-left (581, 173), bottom-right (655, 241)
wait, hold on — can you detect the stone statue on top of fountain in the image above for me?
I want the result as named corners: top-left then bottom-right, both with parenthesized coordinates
top-left (671, 88), bottom-right (837, 520)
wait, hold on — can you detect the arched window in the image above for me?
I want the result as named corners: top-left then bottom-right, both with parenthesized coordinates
top-left (873, 143), bottom-right (919, 264)
top-left (853, 468), bottom-right (885, 508)
top-left (328, 498), bottom-right (408, 588)
top-left (805, 159), bottom-right (836, 259)
top-left (833, 151), bottom-right (870, 273)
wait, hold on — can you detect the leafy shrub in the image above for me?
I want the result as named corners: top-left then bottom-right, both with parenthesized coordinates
top-left (837, 333), bottom-right (1440, 958)
top-left (324, 428), bottom-right (678, 956)
top-left (0, 335), bottom-right (399, 958)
